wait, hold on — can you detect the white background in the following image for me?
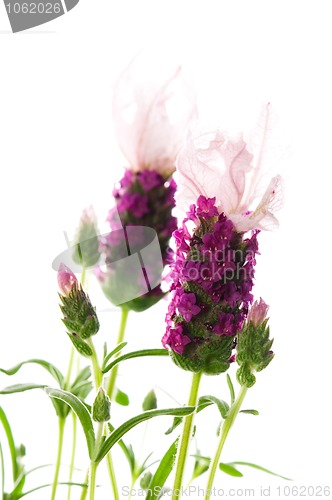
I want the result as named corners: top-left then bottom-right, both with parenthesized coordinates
top-left (1, 1), bottom-right (331, 498)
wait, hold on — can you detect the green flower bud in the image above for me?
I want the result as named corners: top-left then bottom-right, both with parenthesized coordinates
top-left (72, 206), bottom-right (100, 268)
top-left (236, 299), bottom-right (274, 388)
top-left (92, 387), bottom-right (111, 422)
top-left (59, 283), bottom-right (99, 340)
top-left (140, 471), bottom-right (153, 490)
top-left (142, 389), bottom-right (157, 411)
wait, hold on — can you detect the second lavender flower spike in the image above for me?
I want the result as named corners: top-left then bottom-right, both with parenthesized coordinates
top-left (97, 53), bottom-right (197, 311)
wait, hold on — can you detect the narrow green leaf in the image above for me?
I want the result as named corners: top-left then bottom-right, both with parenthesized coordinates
top-left (165, 416), bottom-right (183, 435)
top-left (165, 395), bottom-right (227, 436)
top-left (103, 349), bottom-right (168, 374)
top-left (0, 383), bottom-right (47, 395)
top-left (240, 409), bottom-right (259, 416)
top-left (139, 452), bottom-right (157, 475)
top-left (10, 471), bottom-right (26, 497)
top-left (0, 359), bottom-right (64, 388)
top-left (191, 454), bottom-right (211, 481)
top-left (102, 342), bottom-right (128, 369)
top-left (165, 400), bottom-right (212, 435)
top-left (45, 388), bottom-right (95, 459)
top-left (115, 388), bottom-right (130, 406)
top-left (219, 462), bottom-right (243, 477)
top-left (142, 390), bottom-right (157, 411)
top-left (71, 366), bottom-right (91, 389)
top-left (0, 440), bottom-right (4, 499)
top-left (226, 373), bottom-right (235, 405)
top-left (108, 423), bottom-right (136, 474)
top-left (230, 461), bottom-right (291, 480)
top-left (25, 463), bottom-right (53, 477)
top-left (96, 406), bottom-right (195, 463)
top-left (0, 406), bottom-right (19, 481)
top-left (199, 395), bottom-right (229, 419)
top-left (146, 438), bottom-right (178, 500)
top-left (70, 366), bottom-right (93, 401)
top-left (18, 482), bottom-right (87, 498)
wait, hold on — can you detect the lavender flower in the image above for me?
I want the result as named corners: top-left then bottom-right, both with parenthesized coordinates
top-left (96, 55), bottom-right (197, 312)
top-left (162, 196), bottom-right (259, 374)
top-left (163, 109), bottom-right (284, 374)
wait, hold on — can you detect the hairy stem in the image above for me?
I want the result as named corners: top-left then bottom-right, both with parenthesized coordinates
top-left (106, 307), bottom-right (129, 398)
top-left (51, 417), bottom-right (66, 500)
top-left (204, 385), bottom-right (248, 499)
top-left (104, 307), bottom-right (129, 499)
top-left (172, 372), bottom-right (202, 499)
top-left (88, 423), bottom-right (104, 500)
top-left (67, 411), bottom-right (78, 500)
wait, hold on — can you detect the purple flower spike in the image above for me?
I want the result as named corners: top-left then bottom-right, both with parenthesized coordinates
top-left (58, 263), bottom-right (78, 296)
top-left (163, 194), bottom-right (260, 375)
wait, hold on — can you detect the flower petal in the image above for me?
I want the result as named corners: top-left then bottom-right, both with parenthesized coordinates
top-left (231, 175), bottom-right (284, 232)
top-left (112, 52), bottom-right (197, 176)
top-left (175, 127), bottom-right (253, 215)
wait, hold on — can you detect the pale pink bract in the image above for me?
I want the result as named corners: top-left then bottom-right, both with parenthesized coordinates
top-left (247, 298), bottom-right (269, 327)
top-left (112, 52), bottom-right (197, 177)
top-left (57, 263), bottom-right (78, 296)
top-left (175, 104), bottom-right (284, 232)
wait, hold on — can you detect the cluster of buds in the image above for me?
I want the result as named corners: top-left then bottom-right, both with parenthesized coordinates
top-left (72, 206), bottom-right (100, 269)
top-left (58, 264), bottom-right (99, 357)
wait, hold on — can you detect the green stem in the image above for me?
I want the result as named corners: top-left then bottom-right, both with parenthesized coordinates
top-left (51, 417), bottom-right (66, 500)
top-left (81, 266), bottom-right (86, 288)
top-left (67, 412), bottom-right (78, 500)
top-left (88, 423), bottom-right (104, 500)
top-left (106, 307), bottom-right (129, 398)
top-left (204, 385), bottom-right (248, 499)
top-left (172, 372), bottom-right (202, 500)
top-left (64, 348), bottom-right (75, 390)
top-left (104, 307), bottom-right (129, 500)
top-left (86, 339), bottom-right (103, 389)
top-left (106, 453), bottom-right (120, 500)
top-left (127, 477), bottom-right (136, 500)
top-left (0, 441), bottom-right (4, 498)
top-left (79, 470), bottom-right (89, 500)
top-left (64, 347), bottom-right (76, 500)
top-left (88, 462), bottom-right (97, 500)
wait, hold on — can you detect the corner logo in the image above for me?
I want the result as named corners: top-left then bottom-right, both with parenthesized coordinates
top-left (3, 0), bottom-right (79, 33)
